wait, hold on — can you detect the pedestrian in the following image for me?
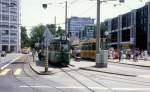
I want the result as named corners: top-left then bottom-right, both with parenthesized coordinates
top-left (119, 50), bottom-right (122, 62)
top-left (133, 49), bottom-right (138, 62)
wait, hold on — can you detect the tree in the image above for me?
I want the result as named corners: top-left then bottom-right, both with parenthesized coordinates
top-left (100, 22), bottom-right (107, 49)
top-left (56, 26), bottom-right (65, 37)
top-left (30, 24), bottom-right (45, 48)
top-left (21, 26), bottom-right (30, 48)
top-left (100, 22), bottom-right (107, 38)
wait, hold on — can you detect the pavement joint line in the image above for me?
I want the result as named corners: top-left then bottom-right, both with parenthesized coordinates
top-left (19, 86), bottom-right (150, 90)
top-left (80, 67), bottom-right (137, 77)
top-left (16, 77), bottom-right (31, 78)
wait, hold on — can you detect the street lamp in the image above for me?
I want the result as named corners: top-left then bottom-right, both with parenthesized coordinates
top-left (42, 1), bottom-right (68, 35)
top-left (90, 0), bottom-right (125, 67)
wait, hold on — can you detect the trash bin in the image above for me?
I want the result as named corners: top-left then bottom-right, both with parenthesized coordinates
top-left (96, 50), bottom-right (108, 67)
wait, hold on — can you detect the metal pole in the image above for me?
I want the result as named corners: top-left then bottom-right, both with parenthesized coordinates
top-left (44, 34), bottom-right (48, 72)
top-left (54, 16), bottom-right (56, 32)
top-left (96, 0), bottom-right (107, 68)
top-left (96, 0), bottom-right (100, 54)
top-left (65, 1), bottom-right (68, 35)
top-left (96, 0), bottom-right (101, 67)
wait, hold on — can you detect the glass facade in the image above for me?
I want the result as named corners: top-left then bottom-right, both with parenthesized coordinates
top-left (105, 2), bottom-right (150, 50)
top-left (68, 17), bottom-right (94, 41)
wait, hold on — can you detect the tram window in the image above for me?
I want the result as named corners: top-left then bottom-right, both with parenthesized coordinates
top-left (85, 45), bottom-right (88, 50)
top-left (62, 44), bottom-right (68, 51)
top-left (92, 44), bottom-right (96, 50)
top-left (81, 45), bottom-right (85, 50)
top-left (88, 45), bottom-right (92, 50)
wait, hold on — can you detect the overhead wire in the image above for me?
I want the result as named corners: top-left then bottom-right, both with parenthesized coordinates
top-left (77, 3), bottom-right (96, 17)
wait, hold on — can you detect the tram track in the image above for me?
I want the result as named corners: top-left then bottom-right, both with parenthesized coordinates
top-left (81, 69), bottom-right (150, 87)
top-left (60, 66), bottom-right (115, 92)
top-left (10, 55), bottom-right (69, 92)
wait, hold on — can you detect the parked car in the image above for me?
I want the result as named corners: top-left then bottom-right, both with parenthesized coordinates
top-left (1, 51), bottom-right (6, 57)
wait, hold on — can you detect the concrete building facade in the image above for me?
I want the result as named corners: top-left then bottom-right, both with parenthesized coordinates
top-left (0, 0), bottom-right (20, 52)
top-left (105, 2), bottom-right (150, 53)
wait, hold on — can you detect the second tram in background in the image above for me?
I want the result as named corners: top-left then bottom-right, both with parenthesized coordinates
top-left (80, 38), bottom-right (96, 60)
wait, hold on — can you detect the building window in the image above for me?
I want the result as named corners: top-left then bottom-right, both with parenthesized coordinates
top-left (111, 32), bottom-right (117, 42)
top-left (122, 29), bottom-right (130, 42)
top-left (2, 15), bottom-right (9, 20)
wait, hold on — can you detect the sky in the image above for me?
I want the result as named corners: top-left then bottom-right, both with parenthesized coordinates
top-left (21, 0), bottom-right (150, 32)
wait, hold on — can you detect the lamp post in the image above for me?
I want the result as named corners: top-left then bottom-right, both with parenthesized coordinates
top-left (42, 1), bottom-right (68, 35)
top-left (90, 0), bottom-right (125, 67)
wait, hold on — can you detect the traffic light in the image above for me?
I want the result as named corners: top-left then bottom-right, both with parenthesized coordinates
top-left (42, 4), bottom-right (47, 9)
top-left (119, 0), bottom-right (125, 3)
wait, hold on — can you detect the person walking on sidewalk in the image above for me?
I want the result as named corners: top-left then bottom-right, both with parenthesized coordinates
top-left (119, 50), bottom-right (122, 62)
top-left (133, 49), bottom-right (139, 62)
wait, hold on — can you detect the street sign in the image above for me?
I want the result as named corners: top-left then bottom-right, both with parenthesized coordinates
top-left (43, 26), bottom-right (53, 46)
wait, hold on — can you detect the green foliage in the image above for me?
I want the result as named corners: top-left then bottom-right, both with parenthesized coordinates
top-left (29, 24), bottom-right (66, 48)
top-left (100, 22), bottom-right (107, 38)
top-left (30, 24), bottom-right (45, 48)
top-left (56, 26), bottom-right (66, 37)
top-left (21, 26), bottom-right (30, 48)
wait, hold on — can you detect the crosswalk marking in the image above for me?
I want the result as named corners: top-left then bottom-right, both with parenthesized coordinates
top-left (0, 69), bottom-right (10, 76)
top-left (14, 68), bottom-right (22, 75)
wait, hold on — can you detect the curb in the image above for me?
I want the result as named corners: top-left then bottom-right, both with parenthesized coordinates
top-left (29, 62), bottom-right (41, 75)
top-left (29, 62), bottom-right (53, 75)
top-left (108, 61), bottom-right (150, 68)
top-left (80, 67), bottom-right (137, 77)
top-left (0, 55), bottom-right (23, 71)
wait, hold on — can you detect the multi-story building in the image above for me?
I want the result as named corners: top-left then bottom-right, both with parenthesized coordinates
top-left (68, 17), bottom-right (94, 44)
top-left (0, 0), bottom-right (20, 52)
top-left (105, 1), bottom-right (150, 53)
top-left (82, 25), bottom-right (96, 40)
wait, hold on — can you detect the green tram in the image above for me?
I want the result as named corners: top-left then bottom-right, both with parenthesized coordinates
top-left (48, 37), bottom-right (70, 67)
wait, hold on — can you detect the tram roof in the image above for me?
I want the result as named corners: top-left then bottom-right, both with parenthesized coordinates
top-left (82, 38), bottom-right (96, 44)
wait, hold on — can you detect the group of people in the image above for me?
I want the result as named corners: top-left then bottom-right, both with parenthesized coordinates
top-left (109, 48), bottom-right (148, 62)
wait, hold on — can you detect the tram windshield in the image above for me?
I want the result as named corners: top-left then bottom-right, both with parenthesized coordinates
top-left (50, 38), bottom-right (69, 52)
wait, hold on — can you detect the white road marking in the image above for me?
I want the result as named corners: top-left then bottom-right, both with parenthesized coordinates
top-left (20, 86), bottom-right (53, 88)
top-left (16, 77), bottom-right (30, 79)
top-left (137, 75), bottom-right (150, 78)
top-left (0, 69), bottom-right (10, 76)
top-left (19, 86), bottom-right (150, 90)
top-left (14, 68), bottom-right (22, 75)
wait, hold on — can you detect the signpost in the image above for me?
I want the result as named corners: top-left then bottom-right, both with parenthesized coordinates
top-left (43, 26), bottom-right (53, 73)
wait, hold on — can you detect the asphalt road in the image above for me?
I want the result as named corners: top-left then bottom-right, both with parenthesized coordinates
top-left (0, 56), bottom-right (150, 92)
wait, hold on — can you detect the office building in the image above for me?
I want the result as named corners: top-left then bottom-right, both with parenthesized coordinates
top-left (0, 0), bottom-right (20, 52)
top-left (68, 17), bottom-right (94, 44)
top-left (105, 2), bottom-right (150, 53)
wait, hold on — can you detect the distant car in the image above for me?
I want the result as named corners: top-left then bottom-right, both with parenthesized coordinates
top-left (1, 51), bottom-right (6, 57)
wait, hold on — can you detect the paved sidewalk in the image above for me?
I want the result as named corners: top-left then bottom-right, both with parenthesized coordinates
top-left (29, 58), bottom-right (62, 75)
top-left (30, 58), bottom-right (147, 77)
top-left (70, 59), bottom-right (137, 77)
top-left (71, 59), bottom-right (150, 77)
top-left (108, 58), bottom-right (150, 67)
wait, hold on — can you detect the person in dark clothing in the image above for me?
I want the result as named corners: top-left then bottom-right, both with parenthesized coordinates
top-left (119, 50), bottom-right (122, 62)
top-left (38, 50), bottom-right (44, 61)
